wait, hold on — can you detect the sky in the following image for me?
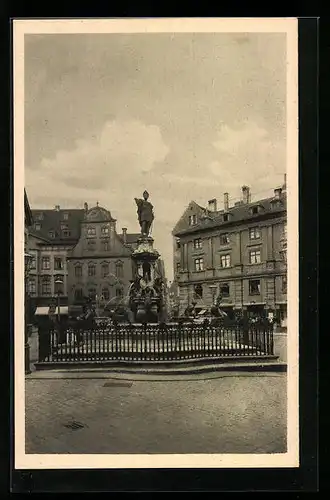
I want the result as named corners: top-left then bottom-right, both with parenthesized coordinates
top-left (24, 32), bottom-right (287, 282)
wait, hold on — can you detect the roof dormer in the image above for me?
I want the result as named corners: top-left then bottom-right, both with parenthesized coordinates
top-left (249, 204), bottom-right (264, 216)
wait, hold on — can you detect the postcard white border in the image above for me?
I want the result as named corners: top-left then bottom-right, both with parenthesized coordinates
top-left (14, 17), bottom-right (299, 470)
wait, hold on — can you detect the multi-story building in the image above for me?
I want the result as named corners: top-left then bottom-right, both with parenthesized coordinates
top-left (172, 181), bottom-right (287, 326)
top-left (28, 205), bottom-right (85, 308)
top-left (67, 203), bottom-right (140, 315)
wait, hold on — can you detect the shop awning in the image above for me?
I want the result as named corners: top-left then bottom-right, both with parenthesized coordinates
top-left (35, 306), bottom-right (50, 316)
top-left (56, 306), bottom-right (69, 315)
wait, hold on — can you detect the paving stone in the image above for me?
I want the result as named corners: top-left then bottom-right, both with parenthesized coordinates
top-left (25, 374), bottom-right (287, 454)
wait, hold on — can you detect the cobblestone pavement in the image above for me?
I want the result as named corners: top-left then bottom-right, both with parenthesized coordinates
top-left (25, 373), bottom-right (287, 454)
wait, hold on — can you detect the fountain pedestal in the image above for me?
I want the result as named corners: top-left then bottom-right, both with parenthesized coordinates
top-left (130, 236), bottom-right (164, 323)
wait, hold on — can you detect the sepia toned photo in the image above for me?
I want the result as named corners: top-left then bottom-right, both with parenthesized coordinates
top-left (14, 18), bottom-right (299, 470)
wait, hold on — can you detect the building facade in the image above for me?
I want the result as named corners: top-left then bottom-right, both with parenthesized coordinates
top-left (28, 206), bottom-right (86, 308)
top-left (172, 182), bottom-right (287, 325)
top-left (67, 204), bottom-right (140, 315)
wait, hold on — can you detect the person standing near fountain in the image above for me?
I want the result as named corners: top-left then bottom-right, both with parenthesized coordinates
top-left (134, 190), bottom-right (154, 237)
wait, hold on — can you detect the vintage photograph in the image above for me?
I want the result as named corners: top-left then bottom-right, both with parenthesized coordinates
top-left (15, 18), bottom-right (298, 469)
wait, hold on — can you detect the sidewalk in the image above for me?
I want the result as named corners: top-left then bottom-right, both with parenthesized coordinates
top-left (25, 371), bottom-right (287, 455)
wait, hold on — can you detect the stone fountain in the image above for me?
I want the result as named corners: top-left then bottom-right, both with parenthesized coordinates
top-left (128, 190), bottom-right (166, 323)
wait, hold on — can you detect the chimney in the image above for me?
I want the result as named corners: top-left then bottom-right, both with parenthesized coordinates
top-left (223, 192), bottom-right (229, 212)
top-left (274, 187), bottom-right (283, 199)
top-left (122, 227), bottom-right (127, 243)
top-left (54, 205), bottom-right (60, 211)
top-left (208, 198), bottom-right (217, 212)
top-left (84, 202), bottom-right (88, 213)
top-left (242, 185), bottom-right (251, 204)
top-left (283, 173), bottom-right (287, 191)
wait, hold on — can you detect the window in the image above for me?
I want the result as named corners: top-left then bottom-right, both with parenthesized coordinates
top-left (54, 257), bottom-right (63, 270)
top-left (60, 223), bottom-right (68, 231)
top-left (220, 254), bottom-right (231, 268)
top-left (193, 238), bottom-right (202, 249)
top-left (49, 230), bottom-right (55, 238)
top-left (223, 214), bottom-right (229, 222)
top-left (282, 275), bottom-right (287, 293)
top-left (41, 256), bottom-right (50, 270)
top-left (88, 288), bottom-right (96, 300)
top-left (74, 288), bottom-right (83, 301)
top-left (30, 256), bottom-right (36, 269)
top-left (251, 206), bottom-right (259, 215)
top-left (249, 249), bottom-right (261, 264)
top-left (116, 288), bottom-right (123, 298)
top-left (28, 278), bottom-right (36, 295)
top-left (249, 227), bottom-right (261, 240)
top-left (176, 262), bottom-right (181, 274)
top-left (194, 284), bottom-right (203, 299)
top-left (63, 213), bottom-right (69, 220)
top-left (54, 276), bottom-right (64, 295)
top-left (101, 240), bottom-right (110, 251)
top-left (34, 213), bottom-right (43, 221)
top-left (102, 288), bottom-right (110, 301)
top-left (101, 226), bottom-right (109, 235)
top-left (176, 239), bottom-right (181, 250)
top-left (249, 279), bottom-right (261, 295)
top-left (75, 265), bottom-right (82, 277)
top-left (34, 222), bottom-right (41, 231)
top-left (219, 283), bottom-right (230, 297)
top-left (62, 230), bottom-right (71, 238)
top-left (101, 263), bottom-right (109, 278)
top-left (194, 258), bottom-right (204, 272)
top-left (87, 227), bottom-right (96, 237)
top-left (88, 240), bottom-right (96, 251)
top-left (115, 261), bottom-right (124, 278)
top-left (188, 214), bottom-right (197, 226)
top-left (220, 233), bottom-right (230, 245)
top-left (88, 264), bottom-right (96, 276)
top-left (41, 276), bottom-right (51, 295)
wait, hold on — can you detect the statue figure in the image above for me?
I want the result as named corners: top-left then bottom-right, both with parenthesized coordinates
top-left (134, 190), bottom-right (154, 237)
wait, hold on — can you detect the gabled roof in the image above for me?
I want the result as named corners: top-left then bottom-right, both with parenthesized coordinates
top-left (172, 200), bottom-right (207, 236)
top-left (172, 193), bottom-right (287, 237)
top-left (24, 189), bottom-right (33, 227)
top-left (30, 208), bottom-right (85, 244)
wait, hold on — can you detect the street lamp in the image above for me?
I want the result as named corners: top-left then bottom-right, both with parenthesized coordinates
top-left (209, 284), bottom-right (218, 306)
top-left (54, 278), bottom-right (64, 323)
top-left (24, 252), bottom-right (33, 375)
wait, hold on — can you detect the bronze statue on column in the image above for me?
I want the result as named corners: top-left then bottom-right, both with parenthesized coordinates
top-left (134, 190), bottom-right (154, 237)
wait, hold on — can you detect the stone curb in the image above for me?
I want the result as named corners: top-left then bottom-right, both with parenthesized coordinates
top-left (27, 362), bottom-right (287, 380)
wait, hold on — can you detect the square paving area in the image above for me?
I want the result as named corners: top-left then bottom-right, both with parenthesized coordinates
top-left (25, 373), bottom-right (287, 454)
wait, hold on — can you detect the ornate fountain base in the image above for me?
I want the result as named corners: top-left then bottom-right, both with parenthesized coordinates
top-left (129, 235), bottom-right (165, 323)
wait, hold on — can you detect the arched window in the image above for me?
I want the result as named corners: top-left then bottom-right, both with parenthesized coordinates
top-left (102, 287), bottom-right (110, 301)
top-left (101, 263), bottom-right (109, 278)
top-left (75, 264), bottom-right (82, 277)
top-left (54, 275), bottom-right (64, 295)
top-left (115, 261), bottom-right (124, 278)
top-left (74, 288), bottom-right (83, 301)
top-left (88, 264), bottom-right (96, 276)
top-left (194, 284), bottom-right (203, 299)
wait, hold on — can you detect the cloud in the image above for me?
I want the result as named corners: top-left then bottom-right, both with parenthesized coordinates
top-left (208, 120), bottom-right (285, 199)
top-left (36, 119), bottom-right (169, 187)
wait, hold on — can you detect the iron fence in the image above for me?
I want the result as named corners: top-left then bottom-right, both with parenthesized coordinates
top-left (38, 321), bottom-right (274, 363)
